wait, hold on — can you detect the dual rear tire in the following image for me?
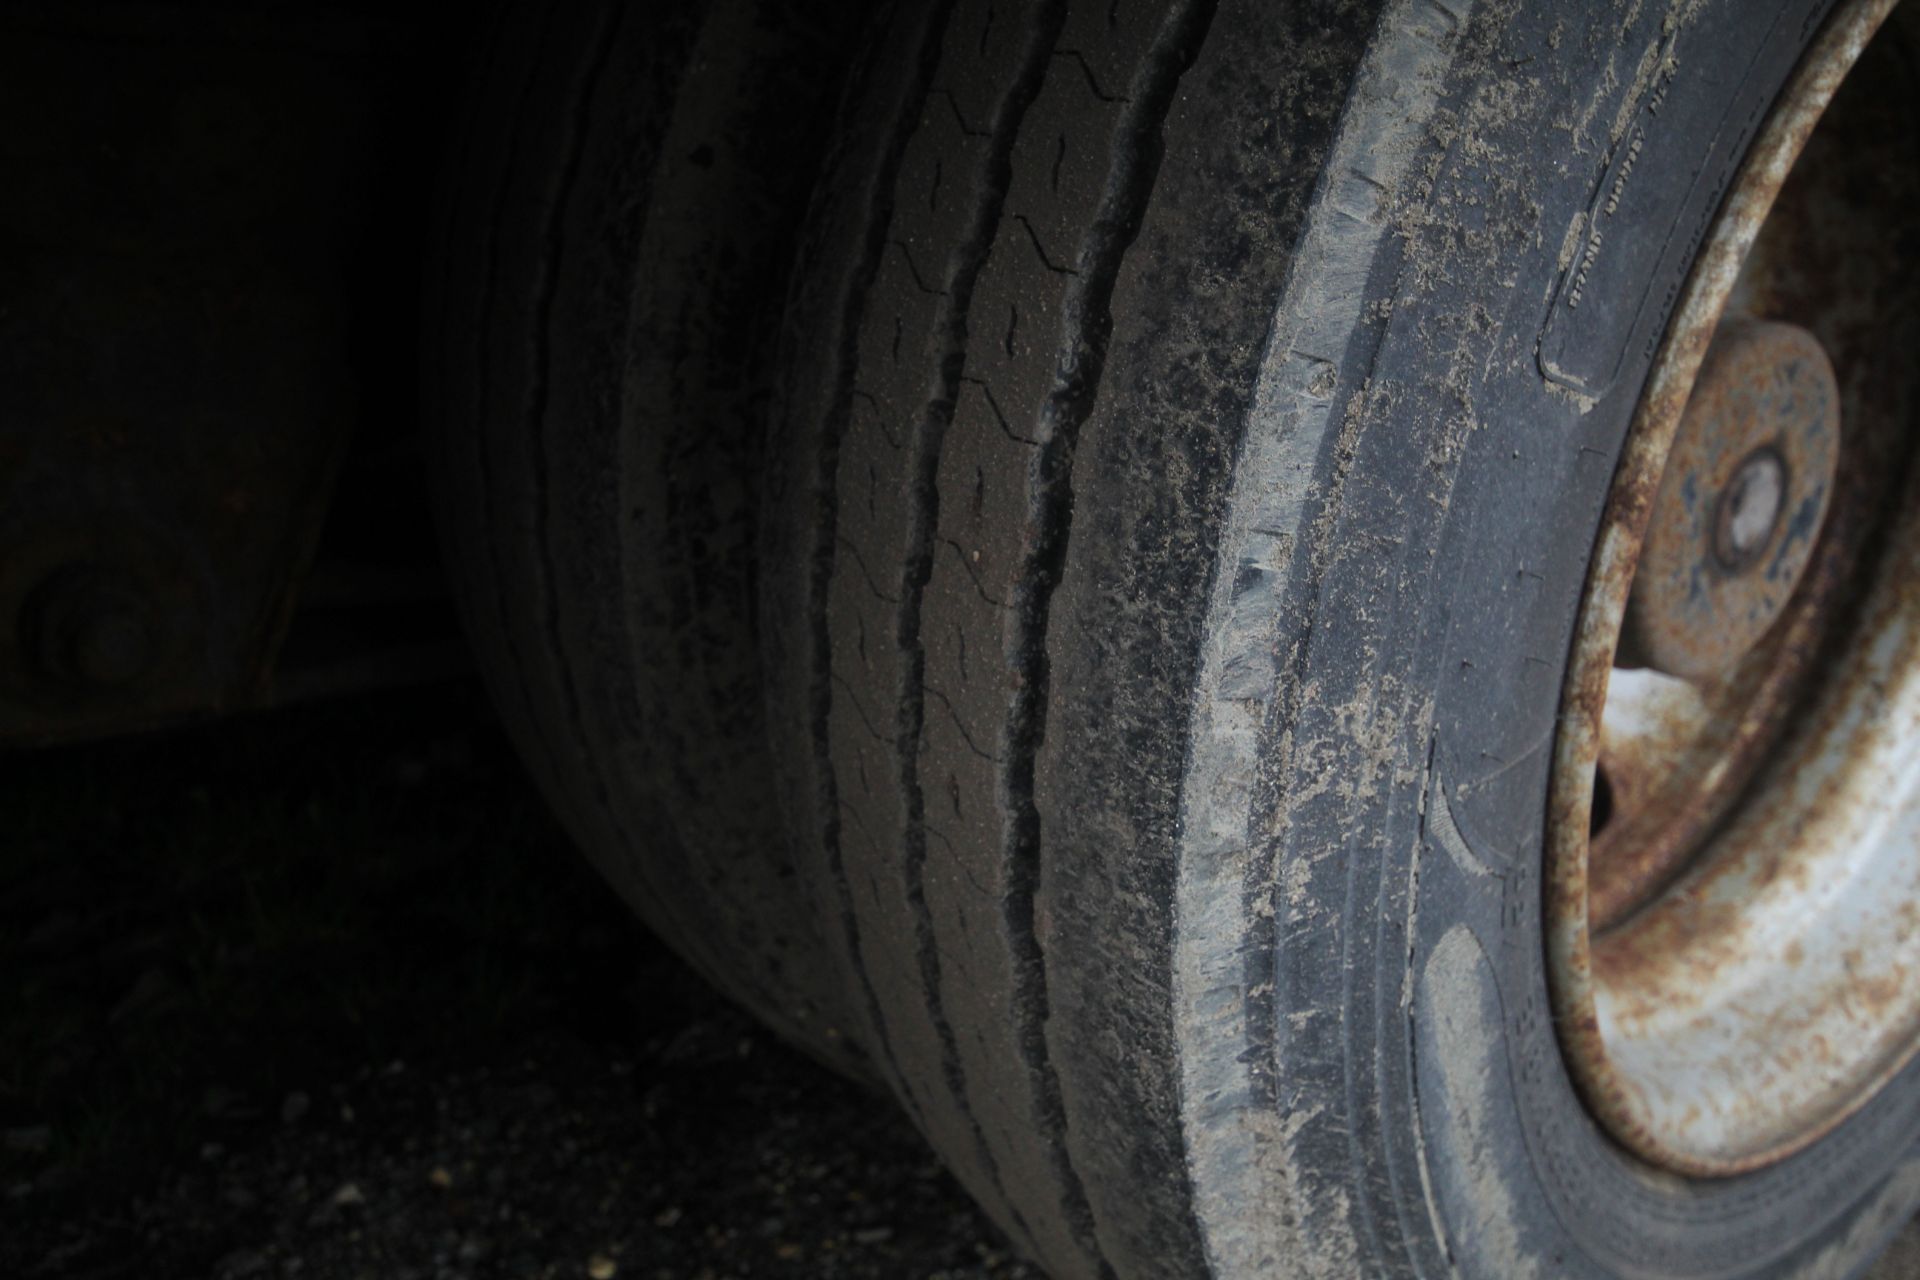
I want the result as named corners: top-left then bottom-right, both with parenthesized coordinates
top-left (432, 1), bottom-right (1920, 1275)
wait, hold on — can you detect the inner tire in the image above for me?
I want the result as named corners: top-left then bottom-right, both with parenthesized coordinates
top-left (429, 0), bottom-right (873, 1068)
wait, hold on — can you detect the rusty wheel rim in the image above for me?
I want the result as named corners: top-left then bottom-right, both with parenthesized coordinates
top-left (1548, 0), bottom-right (1920, 1177)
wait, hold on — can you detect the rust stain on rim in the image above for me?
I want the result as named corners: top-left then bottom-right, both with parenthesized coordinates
top-left (1586, 343), bottom-right (1871, 932)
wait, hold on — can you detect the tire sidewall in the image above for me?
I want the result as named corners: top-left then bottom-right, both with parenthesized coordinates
top-left (1190, 0), bottom-right (1920, 1274)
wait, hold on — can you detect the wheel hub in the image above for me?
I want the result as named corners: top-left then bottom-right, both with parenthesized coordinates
top-left (1547, 0), bottom-right (1920, 1178)
top-left (1621, 319), bottom-right (1840, 680)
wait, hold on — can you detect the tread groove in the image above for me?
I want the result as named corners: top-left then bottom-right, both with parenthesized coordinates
top-left (888, 0), bottom-right (1072, 1255)
top-left (996, 2), bottom-right (1218, 1273)
top-left (517, 8), bottom-right (721, 967)
top-left (799, 0), bottom-right (964, 1139)
top-left (466, 2), bottom-right (717, 979)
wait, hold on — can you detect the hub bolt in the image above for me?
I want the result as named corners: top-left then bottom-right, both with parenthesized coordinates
top-left (1713, 446), bottom-right (1788, 571)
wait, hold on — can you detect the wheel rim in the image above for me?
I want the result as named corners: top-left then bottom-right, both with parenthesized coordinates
top-left (1547, 0), bottom-right (1920, 1177)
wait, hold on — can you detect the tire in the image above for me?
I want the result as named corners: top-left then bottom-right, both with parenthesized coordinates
top-left (433, 0), bottom-right (1920, 1275)
top-left (428, 0), bottom-right (875, 1071)
top-left (756, 1), bottom-right (1920, 1278)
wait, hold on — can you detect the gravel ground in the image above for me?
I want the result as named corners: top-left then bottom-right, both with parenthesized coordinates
top-left (3, 684), bottom-right (1916, 1280)
top-left (13, 1030), bottom-right (1029, 1280)
top-left (2, 685), bottom-right (1028, 1280)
